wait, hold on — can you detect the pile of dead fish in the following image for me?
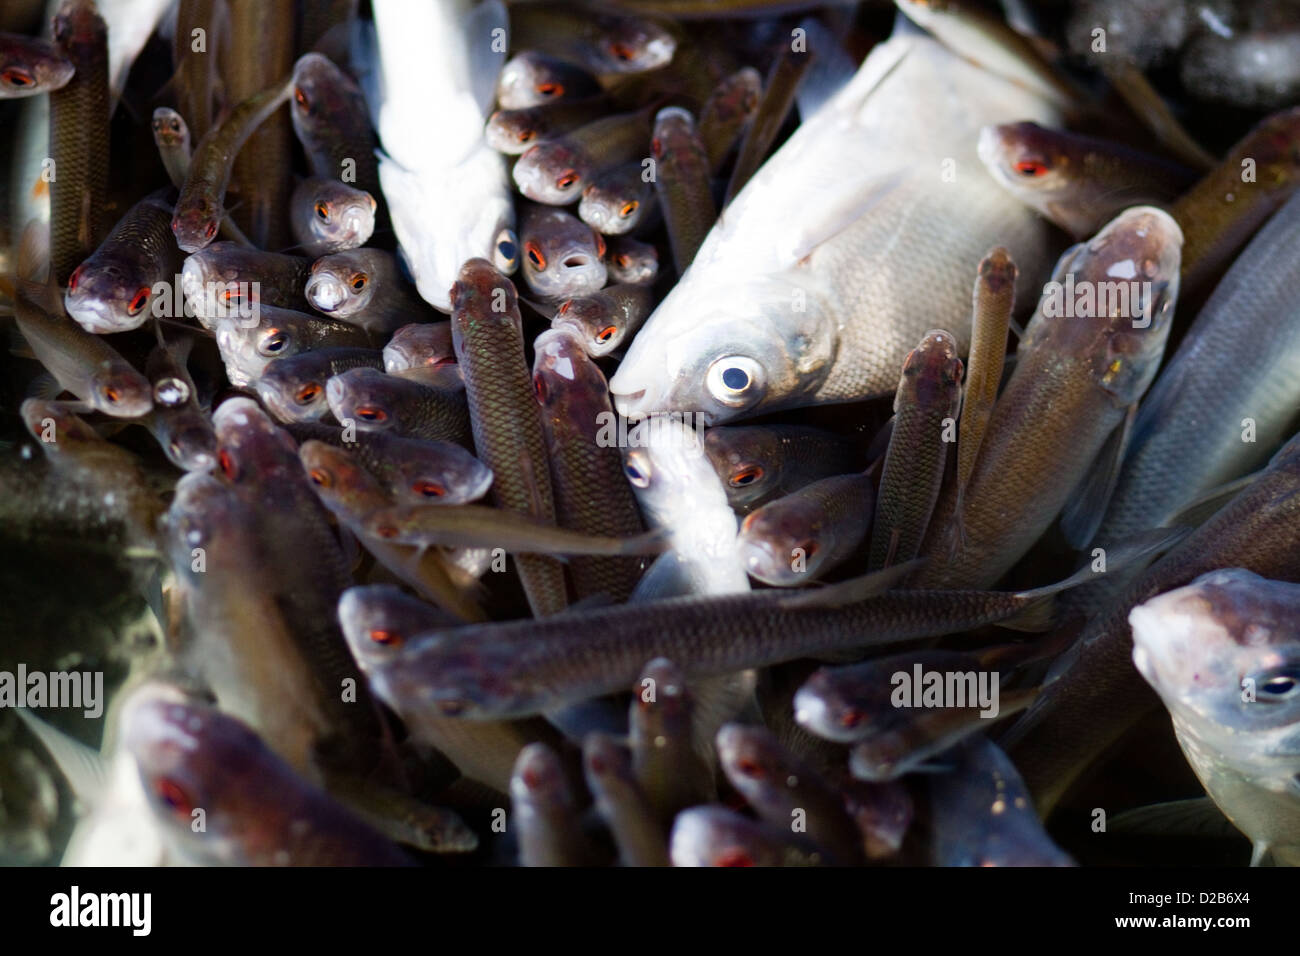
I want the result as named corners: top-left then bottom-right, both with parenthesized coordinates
top-left (1, 0), bottom-right (1298, 867)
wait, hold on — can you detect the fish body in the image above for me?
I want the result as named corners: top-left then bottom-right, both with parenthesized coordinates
top-left (325, 366), bottom-right (471, 445)
top-left (703, 424), bottom-right (857, 514)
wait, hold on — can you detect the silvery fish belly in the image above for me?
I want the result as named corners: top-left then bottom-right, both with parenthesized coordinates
top-left (363, 0), bottom-right (515, 312)
top-left (610, 33), bottom-right (1061, 424)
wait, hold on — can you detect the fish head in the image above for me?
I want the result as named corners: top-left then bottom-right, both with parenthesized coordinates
top-left (325, 367), bottom-right (401, 432)
top-left (19, 398), bottom-right (102, 450)
top-left (337, 585), bottom-right (452, 673)
top-left (1022, 205), bottom-right (1182, 406)
top-left (390, 634), bottom-right (541, 720)
top-left (496, 52), bottom-right (598, 110)
top-left (161, 419), bottom-right (218, 473)
top-left (171, 195), bottom-right (222, 254)
top-left (532, 327), bottom-right (609, 417)
top-left (551, 292), bottom-right (626, 356)
top-left (213, 315), bottom-right (298, 388)
top-left (895, 329), bottom-right (964, 413)
top-left (383, 322), bottom-right (456, 374)
top-left (578, 171), bottom-right (649, 236)
top-left (64, 258), bottom-right (156, 333)
top-left (739, 495), bottom-right (831, 586)
top-left (386, 439), bottom-right (494, 507)
top-left (605, 238), bottom-right (658, 285)
top-left (0, 40), bottom-right (74, 96)
top-left (610, 277), bottom-right (836, 424)
top-left (449, 257), bottom-right (522, 341)
top-left (150, 108), bottom-right (188, 149)
top-left (513, 141), bottom-right (590, 205)
top-left (669, 807), bottom-right (778, 867)
top-left (85, 357), bottom-right (154, 418)
top-left (291, 52), bottom-right (365, 139)
top-left (714, 723), bottom-right (788, 796)
top-left (486, 107), bottom-right (548, 155)
top-left (510, 743), bottom-right (572, 809)
top-left (255, 356), bottom-right (334, 423)
top-left (293, 180), bottom-right (376, 256)
top-left (631, 657), bottom-right (690, 725)
top-left (977, 122), bottom-right (1073, 199)
top-left (622, 416), bottom-right (725, 524)
top-left (702, 426), bottom-right (787, 510)
top-left (212, 396), bottom-right (302, 483)
top-left (306, 252), bottom-right (372, 316)
top-left (1132, 569), bottom-right (1300, 761)
top-left (162, 470), bottom-right (249, 572)
top-left (299, 439), bottom-right (388, 517)
top-left (794, 666), bottom-right (891, 744)
top-left (51, 0), bottom-right (106, 57)
top-left (520, 208), bottom-right (607, 299)
top-left (590, 17), bottom-right (676, 73)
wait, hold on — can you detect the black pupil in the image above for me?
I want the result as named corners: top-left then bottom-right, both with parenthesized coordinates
top-left (266, 336), bottom-right (284, 351)
top-left (625, 465), bottom-right (642, 481)
top-left (498, 240), bottom-right (517, 261)
top-left (734, 471), bottom-right (755, 485)
top-left (1265, 677), bottom-right (1296, 694)
top-left (721, 367), bottom-right (749, 390)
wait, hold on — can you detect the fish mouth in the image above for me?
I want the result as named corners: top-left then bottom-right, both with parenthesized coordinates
top-left (65, 296), bottom-right (126, 334)
top-left (306, 276), bottom-right (347, 312)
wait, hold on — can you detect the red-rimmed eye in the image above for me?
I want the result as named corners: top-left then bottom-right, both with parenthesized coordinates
top-left (615, 254), bottom-right (631, 267)
top-left (533, 373), bottom-right (548, 403)
top-left (557, 300), bottom-right (572, 315)
top-left (154, 777), bottom-right (193, 816)
top-left (412, 480), bottom-right (445, 498)
top-left (295, 383), bottom-right (322, 404)
top-left (308, 467), bottom-right (332, 488)
top-left (67, 264), bottom-right (83, 292)
top-left (518, 129), bottom-right (536, 143)
top-left (610, 42), bottom-right (635, 62)
top-left (735, 757), bottom-right (764, 778)
top-left (350, 273), bottom-right (368, 292)
top-left (1014, 159), bottom-right (1048, 177)
top-left (314, 201), bottom-right (330, 222)
top-left (374, 524), bottom-right (399, 539)
top-left (619, 200), bottom-right (639, 218)
top-left (369, 628), bottom-right (401, 646)
top-left (355, 406), bottom-right (386, 422)
top-left (555, 170), bottom-right (579, 190)
top-left (839, 708), bottom-right (865, 729)
top-left (102, 385), bottom-right (121, 404)
top-left (714, 849), bottom-right (754, 867)
top-left (294, 86), bottom-right (309, 110)
top-left (218, 448), bottom-right (237, 480)
top-left (2, 68), bottom-right (34, 88)
top-left (536, 82), bottom-right (563, 98)
top-left (127, 286), bottom-right (150, 315)
top-left (204, 221), bottom-right (218, 239)
top-left (651, 137), bottom-right (663, 159)
top-left (525, 241), bottom-right (546, 270)
top-left (595, 325), bottom-right (617, 343)
top-left (595, 233), bottom-right (606, 257)
top-left (729, 465), bottom-right (763, 487)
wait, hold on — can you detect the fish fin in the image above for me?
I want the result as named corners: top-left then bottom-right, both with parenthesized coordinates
top-left (794, 18), bottom-right (857, 121)
top-left (544, 696), bottom-right (629, 743)
top-left (465, 0), bottom-right (508, 119)
top-left (785, 169), bottom-right (908, 265)
top-left (15, 708), bottom-right (108, 808)
top-left (25, 371), bottom-right (65, 402)
top-left (619, 527), bottom-right (670, 556)
top-left (1058, 402), bottom-right (1137, 550)
top-left (520, 296), bottom-right (557, 320)
top-left (1251, 842), bottom-right (1272, 867)
top-left (16, 220), bottom-right (51, 285)
top-left (1015, 525), bottom-right (1190, 606)
top-left (630, 552), bottom-right (698, 602)
top-left (1163, 471), bottom-right (1263, 530)
top-left (1110, 797), bottom-right (1243, 841)
top-left (1097, 59), bottom-right (1216, 171)
top-left (776, 560), bottom-right (923, 610)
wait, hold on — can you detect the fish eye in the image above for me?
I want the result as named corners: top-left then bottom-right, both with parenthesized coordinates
top-left (295, 383), bottom-right (322, 404)
top-left (350, 273), bottom-right (368, 293)
top-left (651, 137), bottom-right (663, 159)
top-left (204, 221), bottom-right (218, 239)
top-left (153, 777), bottom-right (193, 816)
top-left (218, 448), bottom-right (237, 480)
top-left (375, 524), bottom-right (399, 539)
top-left (729, 464), bottom-right (763, 487)
top-left (1253, 668), bottom-right (1300, 701)
top-left (102, 385), bottom-right (121, 404)
top-left (706, 356), bottom-right (763, 407)
top-left (127, 286), bottom-right (151, 315)
top-left (67, 264), bottom-right (83, 292)
top-left (259, 330), bottom-right (288, 355)
top-left (735, 757), bottom-right (764, 778)
top-left (2, 68), bottom-right (34, 88)
top-left (623, 454), bottom-right (651, 488)
top-left (168, 439), bottom-right (184, 459)
top-left (556, 170), bottom-right (579, 190)
top-left (170, 119), bottom-right (181, 132)
top-left (532, 372), bottom-right (548, 404)
top-left (369, 628), bottom-right (401, 646)
top-left (315, 201), bottom-right (330, 222)
top-left (557, 300), bottom-right (571, 315)
top-left (619, 200), bottom-right (639, 218)
top-left (1014, 159), bottom-right (1048, 177)
top-left (493, 228), bottom-right (519, 274)
top-left (839, 707), bottom-right (865, 729)
top-left (525, 241), bottom-right (547, 270)
top-left (294, 86), bottom-right (309, 110)
top-left (595, 325), bottom-right (617, 344)
top-left (355, 406), bottom-right (387, 422)
top-left (518, 129), bottom-right (536, 143)
top-left (536, 82), bottom-right (563, 98)
top-left (610, 42), bottom-right (635, 62)
top-left (437, 699), bottom-right (467, 717)
top-left (715, 849), bottom-right (755, 867)
top-left (615, 254), bottom-right (631, 267)
top-left (308, 467), bottom-right (333, 488)
top-left (413, 480), bottom-right (445, 498)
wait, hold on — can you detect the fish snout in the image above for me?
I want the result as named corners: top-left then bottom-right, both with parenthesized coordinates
top-left (306, 275), bottom-right (348, 313)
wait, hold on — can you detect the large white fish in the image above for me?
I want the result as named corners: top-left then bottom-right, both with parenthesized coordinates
top-left (357, 0), bottom-right (516, 312)
top-left (610, 29), bottom-right (1061, 424)
top-left (1131, 569), bottom-right (1300, 866)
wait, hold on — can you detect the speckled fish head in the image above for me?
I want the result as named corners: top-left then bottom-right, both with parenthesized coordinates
top-left (383, 322), bottom-right (457, 374)
top-left (551, 292), bottom-right (627, 356)
top-left (532, 327), bottom-right (609, 417)
top-left (513, 140), bottom-right (591, 205)
top-left (578, 165), bottom-right (652, 235)
top-left (520, 207), bottom-right (606, 299)
top-left (1132, 569), bottom-right (1300, 754)
top-left (290, 52), bottom-right (366, 146)
top-left (161, 470), bottom-right (248, 571)
top-left (256, 353), bottom-right (336, 423)
top-left (324, 367), bottom-right (405, 432)
top-left (291, 179), bottom-right (376, 256)
top-left (306, 250), bottom-right (376, 316)
top-left (298, 439), bottom-right (389, 518)
top-left (383, 437), bottom-right (493, 506)
top-left (0, 35), bottom-right (74, 96)
top-left (150, 107), bottom-right (189, 149)
top-left (1020, 205), bottom-right (1182, 406)
top-left (213, 310), bottom-right (311, 387)
top-left (611, 277), bottom-right (836, 424)
top-left (212, 396), bottom-right (303, 484)
top-left (894, 329), bottom-right (964, 413)
top-left (449, 257), bottom-right (522, 340)
top-left (738, 494), bottom-right (833, 586)
top-left (65, 255), bottom-right (157, 333)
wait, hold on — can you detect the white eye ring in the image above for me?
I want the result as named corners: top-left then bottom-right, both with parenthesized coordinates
top-left (623, 451), bottom-right (651, 488)
top-left (706, 355), bottom-right (763, 408)
top-left (493, 227), bottom-right (520, 275)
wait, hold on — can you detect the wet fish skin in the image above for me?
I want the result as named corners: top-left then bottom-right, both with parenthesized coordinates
top-left (610, 34), bottom-right (1061, 424)
top-left (519, 205), bottom-right (607, 300)
top-left (670, 805), bottom-right (824, 866)
top-left (290, 424), bottom-right (490, 506)
top-left (605, 236), bottom-right (659, 285)
top-left (928, 736), bottom-right (1074, 867)
top-left (1004, 431), bottom-right (1300, 813)
top-left (290, 52), bottom-right (380, 194)
top-left (978, 121), bottom-right (1195, 240)
top-left (151, 107), bottom-right (192, 188)
top-left (256, 348), bottom-right (384, 424)
top-left (583, 732), bottom-right (670, 866)
top-left (306, 248), bottom-right (430, 333)
top-left (172, 0), bottom-right (221, 142)
top-left (550, 283), bottom-right (656, 357)
top-left (652, 107), bottom-right (715, 275)
top-left (13, 284), bottom-right (153, 418)
top-left (144, 336), bottom-right (217, 472)
top-left (578, 160), bottom-right (656, 236)
top-left (506, 7), bottom-right (676, 76)
top-left (383, 322), bottom-right (456, 375)
top-left (122, 688), bottom-right (412, 866)
top-left (290, 177), bottom-right (377, 257)
top-left (699, 66), bottom-right (761, 174)
top-left (172, 77), bottom-right (293, 253)
top-left (486, 96), bottom-right (609, 154)
top-left (514, 107), bottom-right (655, 205)
top-left (182, 243), bottom-right (314, 326)
top-left (450, 258), bottom-right (567, 617)
top-left (918, 206), bottom-right (1184, 589)
top-left (630, 658), bottom-right (714, 823)
top-left (49, 0), bottom-right (110, 286)
top-left (0, 32), bottom-right (74, 97)
top-left (739, 471), bottom-right (874, 586)
top-left (704, 424), bottom-right (858, 514)
top-left (716, 723), bottom-right (864, 864)
top-left (325, 366), bottom-right (471, 445)
top-left (868, 329), bottom-right (963, 571)
top-left (534, 328), bottom-right (646, 602)
top-left (65, 191), bottom-right (184, 334)
top-left (511, 743), bottom-right (597, 866)
top-left (1131, 569), bottom-right (1300, 866)
top-left (213, 304), bottom-right (374, 388)
top-left (495, 51), bottom-right (602, 110)
top-left (338, 585), bottom-right (548, 792)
